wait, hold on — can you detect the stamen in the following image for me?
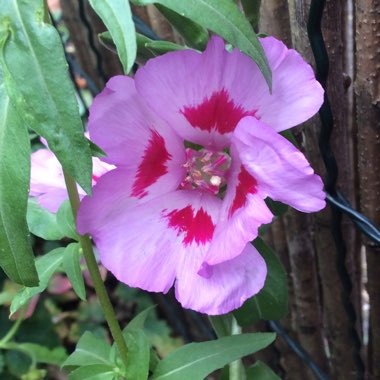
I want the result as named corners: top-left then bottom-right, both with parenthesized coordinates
top-left (180, 148), bottom-right (231, 195)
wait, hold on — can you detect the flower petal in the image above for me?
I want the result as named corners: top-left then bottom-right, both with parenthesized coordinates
top-left (135, 36), bottom-right (260, 149)
top-left (202, 147), bottom-right (273, 267)
top-left (30, 148), bottom-right (114, 212)
top-left (256, 37), bottom-right (324, 131)
top-left (176, 242), bottom-right (267, 315)
top-left (233, 117), bottom-right (326, 212)
top-left (88, 75), bottom-right (186, 200)
top-left (78, 188), bottom-right (221, 294)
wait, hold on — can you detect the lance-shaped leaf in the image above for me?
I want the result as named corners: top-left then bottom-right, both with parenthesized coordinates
top-left (10, 247), bottom-right (65, 315)
top-left (234, 239), bottom-right (288, 326)
top-left (89, 0), bottom-right (136, 74)
top-left (0, 0), bottom-right (92, 193)
top-left (155, 4), bottom-right (208, 50)
top-left (0, 67), bottom-right (38, 287)
top-left (151, 333), bottom-right (275, 379)
top-left (131, 0), bottom-right (272, 88)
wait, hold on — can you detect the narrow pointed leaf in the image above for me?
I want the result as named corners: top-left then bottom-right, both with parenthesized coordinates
top-left (0, 68), bottom-right (38, 287)
top-left (246, 361), bottom-right (280, 380)
top-left (151, 333), bottom-right (275, 380)
top-left (68, 365), bottom-right (115, 380)
top-left (123, 329), bottom-right (150, 380)
top-left (10, 247), bottom-right (65, 315)
top-left (62, 243), bottom-right (86, 300)
top-left (27, 199), bottom-right (64, 241)
top-left (89, 0), bottom-right (136, 74)
top-left (63, 332), bottom-right (112, 367)
top-left (131, 0), bottom-right (271, 87)
top-left (234, 239), bottom-right (288, 326)
top-left (0, 0), bottom-right (92, 193)
top-left (155, 4), bottom-right (208, 50)
top-left (56, 201), bottom-right (79, 241)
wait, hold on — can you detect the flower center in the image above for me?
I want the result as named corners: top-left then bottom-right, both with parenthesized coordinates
top-left (180, 147), bottom-right (231, 195)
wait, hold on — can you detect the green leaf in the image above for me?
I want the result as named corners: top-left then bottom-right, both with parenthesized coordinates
top-left (0, 0), bottom-right (92, 193)
top-left (0, 68), bottom-right (38, 287)
top-left (10, 247), bottom-right (65, 316)
top-left (155, 4), bottom-right (208, 50)
top-left (63, 331), bottom-right (112, 367)
top-left (62, 243), bottom-right (86, 300)
top-left (27, 199), bottom-right (64, 241)
top-left (151, 333), bottom-right (276, 380)
top-left (209, 314), bottom-right (234, 338)
top-left (246, 361), bottom-right (280, 380)
top-left (125, 305), bottom-right (156, 330)
top-left (89, 0), bottom-right (136, 74)
top-left (131, 0), bottom-right (271, 87)
top-left (68, 364), bottom-right (115, 380)
top-left (88, 139), bottom-right (107, 158)
top-left (234, 239), bottom-right (288, 326)
top-left (119, 306), bottom-right (154, 380)
top-left (17, 344), bottom-right (67, 366)
top-left (56, 201), bottom-right (79, 241)
top-left (265, 198), bottom-right (288, 217)
top-left (123, 329), bottom-right (150, 380)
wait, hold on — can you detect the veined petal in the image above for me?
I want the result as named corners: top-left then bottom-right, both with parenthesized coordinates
top-left (233, 117), bottom-right (326, 212)
top-left (255, 37), bottom-right (324, 131)
top-left (30, 148), bottom-right (114, 212)
top-left (135, 37), bottom-right (259, 149)
top-left (88, 75), bottom-right (186, 200)
top-left (202, 146), bottom-right (273, 267)
top-left (176, 243), bottom-right (267, 315)
top-left (78, 189), bottom-right (221, 294)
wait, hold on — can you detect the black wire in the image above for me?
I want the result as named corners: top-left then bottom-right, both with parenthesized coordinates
top-left (307, 0), bottom-right (365, 378)
top-left (269, 321), bottom-right (330, 380)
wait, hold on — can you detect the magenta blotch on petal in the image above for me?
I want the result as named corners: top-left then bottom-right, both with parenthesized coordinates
top-left (75, 35), bottom-right (326, 314)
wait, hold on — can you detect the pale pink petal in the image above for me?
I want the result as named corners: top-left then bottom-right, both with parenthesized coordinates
top-left (255, 37), bottom-right (324, 131)
top-left (233, 117), bottom-right (326, 212)
top-left (78, 189), bottom-right (221, 295)
top-left (30, 149), bottom-right (114, 213)
top-left (30, 149), bottom-right (76, 212)
top-left (135, 36), bottom-right (260, 149)
top-left (88, 76), bottom-right (186, 199)
top-left (202, 146), bottom-right (273, 267)
top-left (176, 243), bottom-right (267, 315)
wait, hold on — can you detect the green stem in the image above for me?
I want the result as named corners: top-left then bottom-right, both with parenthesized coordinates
top-left (0, 304), bottom-right (27, 347)
top-left (209, 314), bottom-right (246, 380)
top-left (63, 171), bottom-right (129, 369)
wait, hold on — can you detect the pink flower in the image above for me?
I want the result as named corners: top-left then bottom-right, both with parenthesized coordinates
top-left (77, 36), bottom-right (325, 315)
top-left (30, 137), bottom-right (114, 213)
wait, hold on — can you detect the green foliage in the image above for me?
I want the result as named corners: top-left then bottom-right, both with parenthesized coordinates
top-left (10, 248), bottom-right (65, 316)
top-left (0, 69), bottom-right (38, 287)
top-left (234, 239), bottom-right (288, 326)
top-left (151, 333), bottom-right (276, 379)
top-left (63, 332), bottom-right (122, 380)
top-left (121, 307), bottom-right (153, 380)
top-left (63, 332), bottom-right (113, 368)
top-left (16, 344), bottom-right (67, 366)
top-left (155, 4), bottom-right (209, 50)
top-left (27, 199), bottom-right (64, 241)
top-left (62, 243), bottom-right (86, 300)
top-left (0, 0), bottom-right (92, 193)
top-left (246, 361), bottom-right (281, 380)
top-left (89, 0), bottom-right (137, 74)
top-left (56, 201), bottom-right (79, 241)
top-left (131, 0), bottom-right (272, 88)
